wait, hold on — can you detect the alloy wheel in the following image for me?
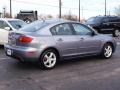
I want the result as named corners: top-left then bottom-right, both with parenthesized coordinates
top-left (104, 45), bottom-right (112, 58)
top-left (43, 52), bottom-right (57, 68)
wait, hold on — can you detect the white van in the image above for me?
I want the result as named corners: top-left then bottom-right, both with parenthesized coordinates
top-left (0, 18), bottom-right (27, 45)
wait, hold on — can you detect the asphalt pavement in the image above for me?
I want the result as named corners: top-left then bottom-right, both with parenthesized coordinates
top-left (0, 38), bottom-right (120, 90)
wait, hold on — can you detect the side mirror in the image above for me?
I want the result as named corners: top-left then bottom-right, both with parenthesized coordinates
top-left (91, 31), bottom-right (96, 36)
top-left (4, 27), bottom-right (11, 31)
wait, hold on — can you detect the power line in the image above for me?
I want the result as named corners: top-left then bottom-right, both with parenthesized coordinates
top-left (13, 0), bottom-right (59, 8)
top-left (13, 0), bottom-right (102, 11)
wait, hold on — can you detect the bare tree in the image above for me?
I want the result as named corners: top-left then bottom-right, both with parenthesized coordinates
top-left (115, 5), bottom-right (120, 16)
top-left (38, 14), bottom-right (53, 19)
top-left (46, 14), bottom-right (53, 18)
top-left (62, 10), bottom-right (78, 21)
top-left (4, 12), bottom-right (11, 18)
top-left (2, 7), bottom-right (11, 18)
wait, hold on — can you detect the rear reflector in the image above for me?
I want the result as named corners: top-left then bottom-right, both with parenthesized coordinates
top-left (19, 35), bottom-right (33, 43)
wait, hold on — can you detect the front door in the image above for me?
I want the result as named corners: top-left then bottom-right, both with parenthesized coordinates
top-left (72, 23), bottom-right (102, 54)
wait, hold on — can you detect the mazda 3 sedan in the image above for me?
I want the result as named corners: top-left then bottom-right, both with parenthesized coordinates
top-left (4, 19), bottom-right (116, 69)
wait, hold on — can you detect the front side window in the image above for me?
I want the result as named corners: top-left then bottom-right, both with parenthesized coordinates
top-left (51, 23), bottom-right (73, 35)
top-left (109, 17), bottom-right (118, 22)
top-left (0, 21), bottom-right (4, 29)
top-left (72, 23), bottom-right (92, 35)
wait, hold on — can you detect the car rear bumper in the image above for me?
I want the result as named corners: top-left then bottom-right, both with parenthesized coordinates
top-left (4, 44), bottom-right (41, 62)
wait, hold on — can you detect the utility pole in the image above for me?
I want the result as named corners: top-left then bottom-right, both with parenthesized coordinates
top-left (79, 0), bottom-right (81, 22)
top-left (3, 7), bottom-right (6, 18)
top-left (0, 12), bottom-right (2, 18)
top-left (10, 0), bottom-right (12, 18)
top-left (59, 0), bottom-right (62, 18)
top-left (105, 0), bottom-right (106, 16)
top-left (81, 6), bottom-right (83, 20)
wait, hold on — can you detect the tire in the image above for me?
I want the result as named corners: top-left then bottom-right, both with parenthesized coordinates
top-left (113, 29), bottom-right (120, 37)
top-left (100, 43), bottom-right (113, 59)
top-left (39, 49), bottom-right (58, 70)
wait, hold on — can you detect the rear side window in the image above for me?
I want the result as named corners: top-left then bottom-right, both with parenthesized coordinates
top-left (0, 21), bottom-right (10, 29)
top-left (51, 23), bottom-right (73, 35)
top-left (20, 20), bottom-right (49, 32)
top-left (109, 17), bottom-right (119, 22)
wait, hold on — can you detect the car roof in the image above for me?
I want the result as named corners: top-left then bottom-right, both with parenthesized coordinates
top-left (0, 18), bottom-right (22, 21)
top-left (39, 19), bottom-right (79, 25)
top-left (94, 16), bottom-right (119, 18)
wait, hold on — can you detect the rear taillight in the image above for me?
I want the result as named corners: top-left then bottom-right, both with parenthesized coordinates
top-left (19, 35), bottom-right (33, 43)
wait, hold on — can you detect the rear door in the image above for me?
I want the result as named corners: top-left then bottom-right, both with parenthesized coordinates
top-left (50, 23), bottom-right (79, 57)
top-left (0, 20), bottom-right (11, 45)
top-left (101, 17), bottom-right (115, 32)
top-left (72, 23), bottom-right (102, 54)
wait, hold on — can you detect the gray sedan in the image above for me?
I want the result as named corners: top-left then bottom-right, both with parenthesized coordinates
top-left (4, 19), bottom-right (116, 69)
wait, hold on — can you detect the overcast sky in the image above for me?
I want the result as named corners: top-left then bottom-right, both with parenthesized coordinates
top-left (0, 0), bottom-right (120, 19)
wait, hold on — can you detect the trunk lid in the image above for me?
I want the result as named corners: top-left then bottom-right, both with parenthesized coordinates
top-left (8, 31), bottom-right (36, 47)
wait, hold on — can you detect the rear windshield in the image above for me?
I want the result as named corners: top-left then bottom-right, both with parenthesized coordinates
top-left (20, 20), bottom-right (49, 32)
top-left (8, 20), bottom-right (27, 29)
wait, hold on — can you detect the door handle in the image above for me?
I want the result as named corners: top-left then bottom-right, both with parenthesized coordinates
top-left (57, 38), bottom-right (63, 42)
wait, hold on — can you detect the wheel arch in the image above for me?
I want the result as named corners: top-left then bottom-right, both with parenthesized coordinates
top-left (40, 47), bottom-right (61, 60)
top-left (105, 42), bottom-right (115, 52)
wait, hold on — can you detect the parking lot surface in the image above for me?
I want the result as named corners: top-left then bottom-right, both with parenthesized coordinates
top-left (0, 38), bottom-right (120, 90)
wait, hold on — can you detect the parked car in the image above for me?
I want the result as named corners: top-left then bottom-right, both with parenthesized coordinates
top-left (0, 18), bottom-right (27, 45)
top-left (85, 16), bottom-right (120, 37)
top-left (4, 19), bottom-right (116, 69)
